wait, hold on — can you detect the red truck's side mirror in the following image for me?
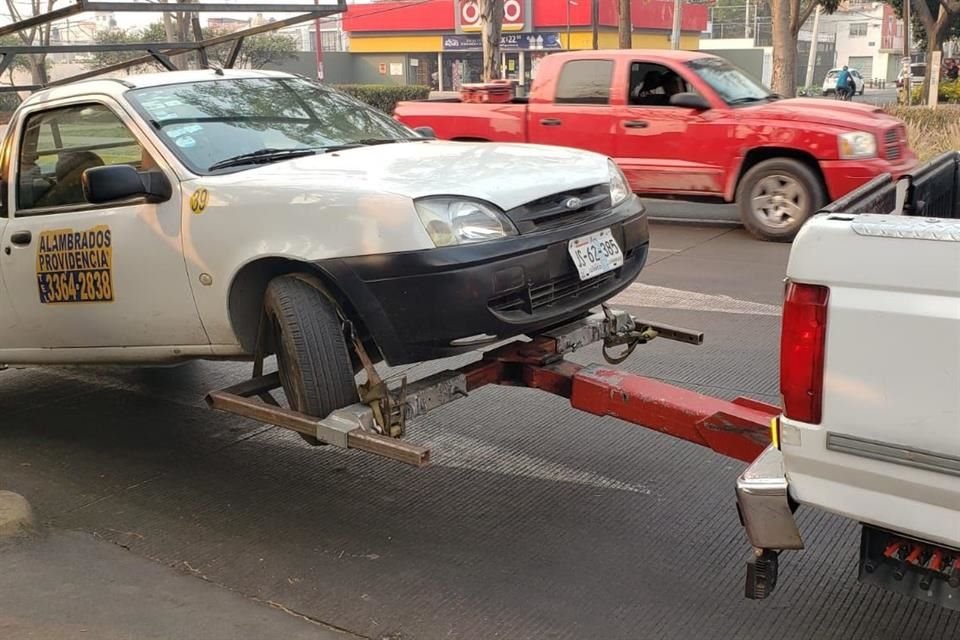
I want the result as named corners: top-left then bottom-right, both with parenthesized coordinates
top-left (669, 93), bottom-right (711, 111)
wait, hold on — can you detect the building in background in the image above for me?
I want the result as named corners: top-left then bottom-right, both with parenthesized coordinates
top-left (342, 0), bottom-right (708, 92)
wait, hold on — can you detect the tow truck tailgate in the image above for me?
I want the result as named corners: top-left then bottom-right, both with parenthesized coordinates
top-left (781, 213), bottom-right (960, 548)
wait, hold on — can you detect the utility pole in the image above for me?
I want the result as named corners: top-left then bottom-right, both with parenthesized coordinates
top-left (314, 0), bottom-right (324, 81)
top-left (903, 0), bottom-right (911, 105)
top-left (618, 0), bottom-right (631, 49)
top-left (670, 0), bottom-right (682, 50)
top-left (592, 0), bottom-right (599, 49)
top-left (804, 5), bottom-right (821, 87)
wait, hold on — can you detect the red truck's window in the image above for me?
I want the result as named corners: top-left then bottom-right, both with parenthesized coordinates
top-left (555, 60), bottom-right (613, 105)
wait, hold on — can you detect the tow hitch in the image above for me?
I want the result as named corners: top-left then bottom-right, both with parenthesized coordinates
top-left (206, 305), bottom-right (777, 466)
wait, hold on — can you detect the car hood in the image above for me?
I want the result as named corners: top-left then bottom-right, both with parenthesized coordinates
top-left (206, 141), bottom-right (612, 211)
top-left (742, 98), bottom-right (895, 130)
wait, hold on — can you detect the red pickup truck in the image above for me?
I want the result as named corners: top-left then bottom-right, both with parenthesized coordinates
top-left (395, 50), bottom-right (917, 241)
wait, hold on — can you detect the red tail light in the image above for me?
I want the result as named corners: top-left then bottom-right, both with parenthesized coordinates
top-left (780, 282), bottom-right (829, 424)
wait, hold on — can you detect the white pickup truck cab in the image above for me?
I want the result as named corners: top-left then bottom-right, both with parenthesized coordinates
top-left (0, 69), bottom-right (649, 423)
top-left (737, 152), bottom-right (960, 610)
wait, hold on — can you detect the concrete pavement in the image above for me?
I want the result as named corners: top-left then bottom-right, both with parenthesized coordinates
top-left (0, 223), bottom-right (956, 639)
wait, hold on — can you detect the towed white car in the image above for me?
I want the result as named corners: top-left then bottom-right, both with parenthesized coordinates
top-left (2, 69), bottom-right (649, 424)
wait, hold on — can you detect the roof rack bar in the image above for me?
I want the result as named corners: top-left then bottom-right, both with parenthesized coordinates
top-left (225, 38), bottom-right (244, 69)
top-left (147, 49), bottom-right (178, 71)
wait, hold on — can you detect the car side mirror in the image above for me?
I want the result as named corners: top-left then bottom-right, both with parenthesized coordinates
top-left (669, 92), bottom-right (711, 110)
top-left (82, 165), bottom-right (172, 205)
top-left (414, 126), bottom-right (436, 139)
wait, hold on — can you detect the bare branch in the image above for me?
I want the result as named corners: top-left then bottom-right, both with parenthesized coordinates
top-left (794, 0), bottom-right (818, 34)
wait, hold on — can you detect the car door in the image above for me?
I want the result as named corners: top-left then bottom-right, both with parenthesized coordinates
top-left (614, 60), bottom-right (725, 196)
top-left (0, 98), bottom-right (208, 350)
top-left (527, 58), bottom-right (618, 157)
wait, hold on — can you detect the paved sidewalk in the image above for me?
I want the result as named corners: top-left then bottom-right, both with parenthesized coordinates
top-left (0, 529), bottom-right (356, 640)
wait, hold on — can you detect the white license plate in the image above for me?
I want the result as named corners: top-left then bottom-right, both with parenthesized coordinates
top-left (567, 228), bottom-right (624, 281)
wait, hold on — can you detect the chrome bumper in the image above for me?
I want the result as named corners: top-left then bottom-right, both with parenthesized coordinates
top-left (736, 445), bottom-right (804, 550)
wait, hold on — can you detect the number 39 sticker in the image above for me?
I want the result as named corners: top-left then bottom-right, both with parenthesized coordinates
top-left (190, 187), bottom-right (209, 214)
top-left (35, 225), bottom-right (114, 304)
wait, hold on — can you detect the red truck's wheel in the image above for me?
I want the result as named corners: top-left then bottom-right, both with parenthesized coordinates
top-left (264, 275), bottom-right (359, 444)
top-left (736, 158), bottom-right (825, 242)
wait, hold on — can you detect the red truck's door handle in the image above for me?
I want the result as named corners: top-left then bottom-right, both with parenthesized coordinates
top-left (624, 120), bottom-right (649, 129)
top-left (539, 118), bottom-right (562, 126)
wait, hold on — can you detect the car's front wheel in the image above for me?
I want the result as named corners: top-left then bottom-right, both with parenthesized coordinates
top-left (736, 158), bottom-right (826, 242)
top-left (264, 275), bottom-right (358, 443)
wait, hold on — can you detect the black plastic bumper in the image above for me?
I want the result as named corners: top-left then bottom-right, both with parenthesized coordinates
top-left (317, 197), bottom-right (650, 365)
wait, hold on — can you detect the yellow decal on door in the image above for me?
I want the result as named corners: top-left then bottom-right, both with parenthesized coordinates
top-left (35, 225), bottom-right (114, 304)
top-left (190, 187), bottom-right (209, 214)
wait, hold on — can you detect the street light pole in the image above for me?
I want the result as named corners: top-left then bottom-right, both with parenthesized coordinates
top-left (670, 0), bottom-right (682, 50)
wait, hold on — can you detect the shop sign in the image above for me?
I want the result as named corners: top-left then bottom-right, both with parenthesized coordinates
top-left (458, 0), bottom-right (526, 33)
top-left (442, 32), bottom-right (562, 51)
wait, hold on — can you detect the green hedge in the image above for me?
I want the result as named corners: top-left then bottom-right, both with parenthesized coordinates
top-left (903, 79), bottom-right (960, 104)
top-left (335, 84), bottom-right (431, 114)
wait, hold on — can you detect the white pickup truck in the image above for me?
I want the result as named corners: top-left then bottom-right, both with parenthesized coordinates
top-left (0, 68), bottom-right (647, 428)
top-left (737, 151), bottom-right (960, 610)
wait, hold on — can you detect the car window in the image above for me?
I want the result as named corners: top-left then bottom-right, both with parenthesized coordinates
top-left (555, 60), bottom-right (614, 105)
top-left (686, 57), bottom-right (771, 105)
top-left (628, 62), bottom-right (692, 106)
top-left (128, 77), bottom-right (417, 174)
top-left (18, 103), bottom-right (146, 212)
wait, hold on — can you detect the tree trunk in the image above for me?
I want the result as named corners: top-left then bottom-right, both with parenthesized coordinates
top-left (920, 5), bottom-right (949, 103)
top-left (618, 0), bottom-right (632, 49)
top-left (480, 0), bottom-right (504, 81)
top-left (770, 0), bottom-right (796, 97)
top-left (592, 0), bottom-right (600, 49)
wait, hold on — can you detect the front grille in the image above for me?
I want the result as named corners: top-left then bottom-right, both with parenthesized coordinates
top-left (505, 184), bottom-right (612, 233)
top-left (489, 246), bottom-right (636, 318)
top-left (884, 126), bottom-right (905, 161)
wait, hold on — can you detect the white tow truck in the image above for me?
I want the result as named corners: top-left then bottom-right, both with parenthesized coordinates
top-left (737, 151), bottom-right (960, 610)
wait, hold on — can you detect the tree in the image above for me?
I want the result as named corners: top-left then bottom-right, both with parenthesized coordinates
top-left (205, 28), bottom-right (299, 69)
top-left (769, 0), bottom-right (841, 97)
top-left (619, 0), bottom-right (632, 48)
top-left (3, 0), bottom-right (64, 85)
top-left (889, 0), bottom-right (960, 101)
top-left (0, 34), bottom-right (37, 86)
top-left (479, 0), bottom-right (504, 81)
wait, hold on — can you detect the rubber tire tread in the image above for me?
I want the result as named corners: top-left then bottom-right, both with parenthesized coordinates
top-left (736, 157), bottom-right (826, 243)
top-left (264, 276), bottom-right (358, 419)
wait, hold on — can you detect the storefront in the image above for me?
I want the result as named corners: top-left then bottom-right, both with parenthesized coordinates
top-left (342, 0), bottom-right (708, 90)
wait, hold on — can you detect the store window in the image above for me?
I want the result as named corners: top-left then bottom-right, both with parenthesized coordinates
top-left (555, 59), bottom-right (614, 105)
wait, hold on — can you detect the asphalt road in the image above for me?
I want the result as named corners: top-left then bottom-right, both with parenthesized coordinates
top-left (2, 222), bottom-right (957, 640)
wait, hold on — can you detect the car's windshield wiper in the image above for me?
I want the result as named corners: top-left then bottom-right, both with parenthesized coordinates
top-left (727, 96), bottom-right (769, 105)
top-left (320, 138), bottom-right (422, 153)
top-left (208, 148), bottom-right (317, 171)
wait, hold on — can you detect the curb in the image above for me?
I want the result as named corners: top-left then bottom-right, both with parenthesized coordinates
top-left (0, 490), bottom-right (34, 538)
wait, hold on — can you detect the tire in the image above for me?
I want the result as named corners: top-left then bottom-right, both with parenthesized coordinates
top-left (264, 275), bottom-right (358, 442)
top-left (736, 158), bottom-right (826, 243)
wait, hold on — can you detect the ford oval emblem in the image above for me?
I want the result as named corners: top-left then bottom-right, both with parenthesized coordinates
top-left (564, 197), bottom-right (582, 210)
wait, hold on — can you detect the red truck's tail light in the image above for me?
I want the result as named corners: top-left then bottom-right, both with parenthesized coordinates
top-left (780, 282), bottom-right (829, 424)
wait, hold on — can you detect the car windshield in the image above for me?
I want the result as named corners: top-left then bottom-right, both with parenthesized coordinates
top-left (127, 76), bottom-right (418, 173)
top-left (686, 57), bottom-right (772, 105)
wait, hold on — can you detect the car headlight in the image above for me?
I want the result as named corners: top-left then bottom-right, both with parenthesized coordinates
top-left (608, 159), bottom-right (631, 206)
top-left (838, 131), bottom-right (877, 159)
top-left (414, 197), bottom-right (518, 247)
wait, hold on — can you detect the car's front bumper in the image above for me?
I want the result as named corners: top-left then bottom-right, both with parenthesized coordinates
top-left (317, 197), bottom-right (649, 365)
top-left (736, 444), bottom-right (804, 551)
top-left (820, 153), bottom-right (919, 202)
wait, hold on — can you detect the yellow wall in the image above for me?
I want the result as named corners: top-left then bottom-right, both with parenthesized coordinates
top-left (349, 31), bottom-right (701, 54)
top-left (349, 35), bottom-right (442, 53)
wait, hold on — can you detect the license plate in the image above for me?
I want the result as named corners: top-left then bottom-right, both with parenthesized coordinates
top-left (567, 228), bottom-right (624, 281)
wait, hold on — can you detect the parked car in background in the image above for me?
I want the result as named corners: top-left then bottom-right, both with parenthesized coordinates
top-left (897, 63), bottom-right (926, 88)
top-left (396, 50), bottom-right (918, 242)
top-left (822, 67), bottom-right (864, 96)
